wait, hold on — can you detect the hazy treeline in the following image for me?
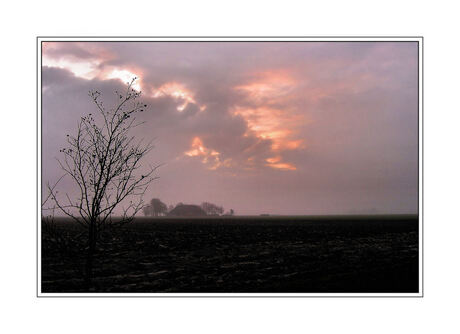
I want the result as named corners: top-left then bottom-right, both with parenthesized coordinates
top-left (142, 198), bottom-right (234, 217)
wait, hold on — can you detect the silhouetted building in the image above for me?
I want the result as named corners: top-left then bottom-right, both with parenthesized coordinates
top-left (167, 204), bottom-right (207, 217)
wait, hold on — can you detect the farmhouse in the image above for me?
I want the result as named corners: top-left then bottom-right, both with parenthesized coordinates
top-left (167, 204), bottom-right (207, 217)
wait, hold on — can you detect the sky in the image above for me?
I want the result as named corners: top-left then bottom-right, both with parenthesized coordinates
top-left (41, 41), bottom-right (419, 215)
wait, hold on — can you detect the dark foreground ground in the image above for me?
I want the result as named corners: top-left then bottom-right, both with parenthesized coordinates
top-left (41, 215), bottom-right (419, 293)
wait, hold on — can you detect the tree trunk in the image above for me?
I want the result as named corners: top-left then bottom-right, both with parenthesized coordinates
top-left (84, 221), bottom-right (96, 290)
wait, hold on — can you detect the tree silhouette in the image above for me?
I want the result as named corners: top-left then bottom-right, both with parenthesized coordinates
top-left (143, 198), bottom-right (168, 216)
top-left (142, 205), bottom-right (153, 216)
top-left (201, 202), bottom-right (224, 216)
top-left (150, 198), bottom-right (167, 216)
top-left (45, 78), bottom-right (158, 288)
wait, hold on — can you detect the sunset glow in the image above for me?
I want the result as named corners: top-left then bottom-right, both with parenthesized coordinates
top-left (266, 162), bottom-right (297, 171)
top-left (232, 106), bottom-right (303, 170)
top-left (235, 71), bottom-right (296, 102)
top-left (41, 42), bottom-right (113, 81)
top-left (184, 137), bottom-right (207, 157)
top-left (184, 137), bottom-right (230, 170)
top-left (106, 69), bottom-right (142, 91)
top-left (232, 107), bottom-right (301, 146)
top-left (152, 82), bottom-right (202, 111)
top-left (42, 56), bottom-right (100, 80)
top-left (230, 70), bottom-right (306, 170)
top-left (266, 156), bottom-right (281, 164)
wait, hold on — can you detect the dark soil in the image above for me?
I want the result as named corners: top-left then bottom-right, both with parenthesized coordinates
top-left (41, 215), bottom-right (419, 293)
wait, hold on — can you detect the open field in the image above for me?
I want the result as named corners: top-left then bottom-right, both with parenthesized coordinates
top-left (41, 215), bottom-right (419, 293)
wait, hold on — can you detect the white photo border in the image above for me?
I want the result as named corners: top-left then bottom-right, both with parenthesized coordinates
top-left (37, 36), bottom-right (423, 298)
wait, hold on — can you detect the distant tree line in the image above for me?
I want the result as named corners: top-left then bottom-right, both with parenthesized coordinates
top-left (142, 198), bottom-right (168, 216)
top-left (142, 198), bottom-right (234, 217)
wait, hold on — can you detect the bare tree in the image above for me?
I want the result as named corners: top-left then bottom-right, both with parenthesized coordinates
top-left (45, 78), bottom-right (158, 288)
top-left (142, 198), bottom-right (167, 216)
top-left (142, 205), bottom-right (153, 216)
top-left (150, 198), bottom-right (168, 216)
top-left (223, 209), bottom-right (234, 216)
top-left (201, 202), bottom-right (224, 216)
